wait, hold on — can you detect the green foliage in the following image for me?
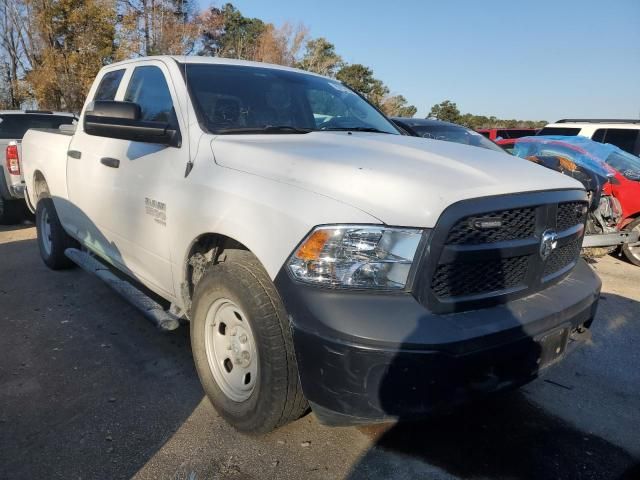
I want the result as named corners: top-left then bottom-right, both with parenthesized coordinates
top-left (297, 37), bottom-right (343, 77)
top-left (336, 64), bottom-right (389, 107)
top-left (200, 3), bottom-right (266, 59)
top-left (428, 100), bottom-right (461, 123)
top-left (381, 94), bottom-right (417, 117)
top-left (430, 100), bottom-right (546, 128)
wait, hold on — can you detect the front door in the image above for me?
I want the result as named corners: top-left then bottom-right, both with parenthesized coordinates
top-left (67, 61), bottom-right (186, 298)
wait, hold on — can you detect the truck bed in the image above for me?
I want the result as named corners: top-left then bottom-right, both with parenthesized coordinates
top-left (22, 128), bottom-right (75, 209)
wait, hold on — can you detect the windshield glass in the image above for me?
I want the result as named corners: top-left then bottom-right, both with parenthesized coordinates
top-left (184, 64), bottom-right (399, 135)
top-left (410, 124), bottom-right (505, 152)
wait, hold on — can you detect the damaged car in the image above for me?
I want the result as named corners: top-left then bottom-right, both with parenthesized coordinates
top-left (512, 136), bottom-right (640, 260)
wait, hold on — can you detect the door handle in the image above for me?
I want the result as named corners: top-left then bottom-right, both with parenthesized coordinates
top-left (100, 157), bottom-right (120, 168)
top-left (68, 150), bottom-right (82, 159)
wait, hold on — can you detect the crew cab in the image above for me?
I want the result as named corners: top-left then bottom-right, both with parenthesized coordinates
top-left (21, 56), bottom-right (601, 433)
top-left (0, 110), bottom-right (75, 223)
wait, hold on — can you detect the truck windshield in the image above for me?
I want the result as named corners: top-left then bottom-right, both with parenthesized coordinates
top-left (0, 114), bottom-right (75, 139)
top-left (184, 64), bottom-right (399, 135)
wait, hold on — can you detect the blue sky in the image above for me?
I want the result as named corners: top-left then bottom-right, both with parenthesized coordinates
top-left (196, 1), bottom-right (640, 121)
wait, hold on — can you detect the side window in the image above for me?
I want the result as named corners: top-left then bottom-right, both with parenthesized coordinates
top-left (598, 129), bottom-right (639, 155)
top-left (94, 69), bottom-right (125, 101)
top-left (124, 66), bottom-right (177, 126)
top-left (592, 129), bottom-right (606, 143)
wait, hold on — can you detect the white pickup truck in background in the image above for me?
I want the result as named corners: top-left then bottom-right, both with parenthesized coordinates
top-left (21, 56), bottom-right (601, 433)
top-left (0, 110), bottom-right (75, 223)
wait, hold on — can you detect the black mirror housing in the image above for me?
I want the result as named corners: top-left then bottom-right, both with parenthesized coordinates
top-left (84, 100), bottom-right (180, 148)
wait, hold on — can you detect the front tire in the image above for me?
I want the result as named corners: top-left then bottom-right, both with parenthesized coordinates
top-left (190, 250), bottom-right (307, 433)
top-left (36, 198), bottom-right (78, 270)
top-left (622, 218), bottom-right (640, 267)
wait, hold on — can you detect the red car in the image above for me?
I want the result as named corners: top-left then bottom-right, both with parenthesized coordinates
top-left (513, 136), bottom-right (640, 265)
top-left (477, 128), bottom-right (538, 141)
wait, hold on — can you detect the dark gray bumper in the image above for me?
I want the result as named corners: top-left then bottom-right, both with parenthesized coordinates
top-left (276, 259), bottom-right (601, 425)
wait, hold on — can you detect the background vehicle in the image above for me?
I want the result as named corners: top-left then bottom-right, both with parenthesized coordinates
top-left (513, 136), bottom-right (640, 262)
top-left (21, 56), bottom-right (600, 432)
top-left (391, 117), bottom-right (505, 152)
top-left (538, 119), bottom-right (640, 156)
top-left (477, 128), bottom-right (537, 141)
top-left (0, 110), bottom-right (76, 223)
top-left (495, 138), bottom-right (517, 153)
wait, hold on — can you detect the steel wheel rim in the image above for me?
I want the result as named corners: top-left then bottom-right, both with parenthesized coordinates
top-left (204, 298), bottom-right (258, 402)
top-left (40, 208), bottom-right (53, 256)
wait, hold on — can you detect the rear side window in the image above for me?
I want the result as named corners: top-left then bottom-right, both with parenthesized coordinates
top-left (94, 69), bottom-right (125, 101)
top-left (124, 66), bottom-right (177, 125)
top-left (592, 128), bottom-right (640, 155)
top-left (0, 114), bottom-right (75, 139)
top-left (538, 127), bottom-right (580, 137)
top-left (538, 127), bottom-right (580, 136)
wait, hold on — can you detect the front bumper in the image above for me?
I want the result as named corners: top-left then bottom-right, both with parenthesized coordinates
top-left (275, 259), bottom-right (601, 426)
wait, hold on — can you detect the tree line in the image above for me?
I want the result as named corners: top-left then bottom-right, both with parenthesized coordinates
top-left (428, 100), bottom-right (546, 129)
top-left (0, 1), bottom-right (545, 127)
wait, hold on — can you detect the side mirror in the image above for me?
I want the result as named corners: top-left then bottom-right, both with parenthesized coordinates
top-left (84, 100), bottom-right (181, 147)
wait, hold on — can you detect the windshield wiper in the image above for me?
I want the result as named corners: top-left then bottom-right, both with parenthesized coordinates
top-left (320, 126), bottom-right (392, 134)
top-left (217, 125), bottom-right (313, 134)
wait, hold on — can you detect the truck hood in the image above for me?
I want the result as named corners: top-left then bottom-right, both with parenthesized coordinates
top-left (211, 132), bottom-right (583, 227)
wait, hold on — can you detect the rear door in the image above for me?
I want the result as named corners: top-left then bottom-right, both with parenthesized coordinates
top-left (66, 68), bottom-right (127, 262)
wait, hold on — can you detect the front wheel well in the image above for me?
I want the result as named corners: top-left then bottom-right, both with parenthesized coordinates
top-left (182, 233), bottom-right (250, 317)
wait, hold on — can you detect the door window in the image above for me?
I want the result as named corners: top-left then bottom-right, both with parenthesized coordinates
top-left (94, 69), bottom-right (125, 101)
top-left (593, 128), bottom-right (640, 155)
top-left (124, 66), bottom-right (178, 127)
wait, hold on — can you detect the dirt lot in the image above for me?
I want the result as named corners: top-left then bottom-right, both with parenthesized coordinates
top-left (1, 224), bottom-right (639, 480)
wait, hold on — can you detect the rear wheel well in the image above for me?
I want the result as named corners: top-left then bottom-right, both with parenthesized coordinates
top-left (32, 171), bottom-right (50, 204)
top-left (182, 234), bottom-right (250, 317)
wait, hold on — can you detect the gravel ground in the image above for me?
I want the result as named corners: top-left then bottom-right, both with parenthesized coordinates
top-left (0, 224), bottom-right (638, 480)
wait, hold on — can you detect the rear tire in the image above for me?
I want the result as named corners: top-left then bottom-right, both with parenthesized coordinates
top-left (622, 218), bottom-right (640, 267)
top-left (190, 250), bottom-right (307, 433)
top-left (36, 197), bottom-right (78, 270)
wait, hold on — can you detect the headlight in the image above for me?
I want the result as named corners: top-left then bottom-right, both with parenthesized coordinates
top-left (287, 225), bottom-right (426, 289)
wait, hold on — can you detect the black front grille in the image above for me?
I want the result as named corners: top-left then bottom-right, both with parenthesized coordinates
top-left (431, 256), bottom-right (529, 298)
top-left (543, 238), bottom-right (582, 277)
top-left (419, 192), bottom-right (588, 313)
top-left (446, 207), bottom-right (536, 245)
top-left (557, 202), bottom-right (587, 232)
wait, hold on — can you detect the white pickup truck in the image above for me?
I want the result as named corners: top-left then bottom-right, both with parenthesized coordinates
top-left (22, 56), bottom-right (601, 433)
top-left (0, 110), bottom-right (75, 223)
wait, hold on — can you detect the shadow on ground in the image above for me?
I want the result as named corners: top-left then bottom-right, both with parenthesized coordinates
top-left (350, 390), bottom-right (638, 479)
top-left (348, 289), bottom-right (640, 480)
top-left (0, 236), bottom-right (204, 480)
